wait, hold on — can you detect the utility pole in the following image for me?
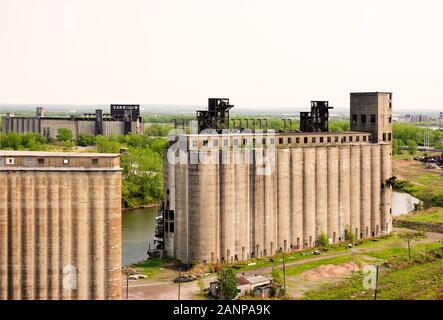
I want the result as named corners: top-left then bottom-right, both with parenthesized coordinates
top-left (178, 264), bottom-right (181, 300)
top-left (374, 265), bottom-right (379, 300)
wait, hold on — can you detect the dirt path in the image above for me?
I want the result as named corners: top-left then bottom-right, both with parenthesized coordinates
top-left (124, 229), bottom-right (443, 300)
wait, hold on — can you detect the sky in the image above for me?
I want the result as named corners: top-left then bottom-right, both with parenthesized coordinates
top-left (0, 0), bottom-right (443, 110)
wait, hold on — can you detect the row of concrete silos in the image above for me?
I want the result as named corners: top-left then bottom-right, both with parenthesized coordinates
top-left (0, 171), bottom-right (121, 300)
top-left (167, 143), bottom-right (392, 264)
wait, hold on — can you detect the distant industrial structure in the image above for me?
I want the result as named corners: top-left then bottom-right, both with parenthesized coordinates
top-left (160, 92), bottom-right (394, 264)
top-left (397, 114), bottom-right (429, 123)
top-left (0, 151), bottom-right (122, 300)
top-left (1, 105), bottom-right (144, 140)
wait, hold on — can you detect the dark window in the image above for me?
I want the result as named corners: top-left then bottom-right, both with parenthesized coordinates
top-left (304, 137), bottom-right (308, 144)
top-left (288, 137), bottom-right (292, 144)
top-left (92, 159), bottom-right (98, 165)
top-left (169, 222), bottom-right (174, 233)
top-left (371, 114), bottom-right (376, 123)
top-left (38, 158), bottom-right (44, 164)
top-left (279, 138), bottom-right (284, 144)
top-left (242, 139), bottom-right (247, 145)
top-left (295, 137), bottom-right (299, 143)
top-left (356, 136), bottom-right (360, 142)
top-left (165, 222), bottom-right (168, 233)
top-left (352, 114), bottom-right (357, 123)
top-left (320, 137), bottom-right (324, 143)
top-left (368, 136), bottom-right (372, 142)
top-left (262, 138), bottom-right (266, 145)
top-left (361, 114), bottom-right (366, 123)
top-left (312, 137), bottom-right (316, 143)
top-left (203, 140), bottom-right (208, 146)
top-left (349, 136), bottom-right (353, 142)
top-left (335, 136), bottom-right (339, 143)
top-left (383, 133), bottom-right (386, 141)
top-left (388, 133), bottom-right (392, 141)
top-left (363, 136), bottom-right (367, 142)
top-left (166, 189), bottom-right (170, 195)
top-left (327, 137), bottom-right (331, 143)
top-left (169, 210), bottom-right (174, 220)
top-left (388, 116), bottom-right (392, 123)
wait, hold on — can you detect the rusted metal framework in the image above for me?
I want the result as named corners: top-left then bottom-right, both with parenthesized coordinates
top-left (197, 98), bottom-right (234, 133)
top-left (300, 101), bottom-right (333, 132)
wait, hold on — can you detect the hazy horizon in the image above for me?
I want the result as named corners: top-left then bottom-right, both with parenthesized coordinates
top-left (1, 0), bottom-right (443, 110)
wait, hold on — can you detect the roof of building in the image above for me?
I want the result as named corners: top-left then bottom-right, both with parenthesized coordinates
top-left (237, 275), bottom-right (271, 285)
top-left (0, 150), bottom-right (120, 158)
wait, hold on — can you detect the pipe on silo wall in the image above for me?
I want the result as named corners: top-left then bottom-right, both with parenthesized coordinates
top-left (360, 145), bottom-right (372, 239)
top-left (8, 173), bottom-right (21, 299)
top-left (315, 148), bottom-right (328, 241)
top-left (303, 148), bottom-right (316, 248)
top-left (277, 149), bottom-right (291, 252)
top-left (350, 146), bottom-right (361, 239)
top-left (291, 148), bottom-right (304, 250)
top-left (339, 147), bottom-right (350, 240)
top-left (0, 173), bottom-right (8, 299)
top-left (371, 146), bottom-right (381, 237)
top-left (327, 147), bottom-right (340, 244)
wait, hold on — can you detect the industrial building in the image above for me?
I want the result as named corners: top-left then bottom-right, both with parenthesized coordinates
top-left (1, 105), bottom-right (144, 140)
top-left (160, 92), bottom-right (394, 264)
top-left (0, 151), bottom-right (122, 300)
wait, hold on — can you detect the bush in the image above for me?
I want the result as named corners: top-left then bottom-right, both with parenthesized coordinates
top-left (56, 128), bottom-right (73, 142)
top-left (77, 134), bottom-right (95, 146)
top-left (271, 266), bottom-right (283, 284)
top-left (319, 232), bottom-right (330, 247)
top-left (346, 226), bottom-right (355, 243)
top-left (216, 267), bottom-right (238, 300)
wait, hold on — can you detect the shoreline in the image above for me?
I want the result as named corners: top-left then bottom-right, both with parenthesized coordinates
top-left (122, 203), bottom-right (159, 212)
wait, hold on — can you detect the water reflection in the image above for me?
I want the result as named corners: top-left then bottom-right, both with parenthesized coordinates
top-left (121, 207), bottom-right (157, 266)
top-left (392, 191), bottom-right (420, 216)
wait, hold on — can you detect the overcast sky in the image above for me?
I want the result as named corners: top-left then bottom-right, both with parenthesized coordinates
top-left (0, 0), bottom-right (442, 110)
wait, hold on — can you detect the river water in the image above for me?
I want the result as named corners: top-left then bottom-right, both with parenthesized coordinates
top-left (121, 191), bottom-right (421, 265)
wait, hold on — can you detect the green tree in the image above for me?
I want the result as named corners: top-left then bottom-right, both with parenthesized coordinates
top-left (346, 226), bottom-right (355, 243)
top-left (77, 134), bottom-right (95, 146)
top-left (216, 267), bottom-right (238, 300)
top-left (56, 128), bottom-right (73, 142)
top-left (319, 232), bottom-right (329, 247)
top-left (406, 139), bottom-right (418, 155)
top-left (392, 139), bottom-right (404, 155)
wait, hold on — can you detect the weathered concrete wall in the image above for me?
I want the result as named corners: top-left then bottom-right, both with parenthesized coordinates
top-left (165, 143), bottom-right (393, 264)
top-left (0, 153), bottom-right (122, 300)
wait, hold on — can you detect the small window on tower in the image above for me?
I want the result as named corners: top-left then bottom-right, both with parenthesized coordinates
top-left (92, 159), bottom-right (99, 165)
top-left (279, 137), bottom-right (284, 144)
top-left (389, 116), bottom-right (392, 123)
top-left (383, 133), bottom-right (386, 141)
top-left (361, 114), bottom-right (366, 123)
top-left (295, 137), bottom-right (299, 144)
top-left (288, 137), bottom-right (292, 144)
top-left (312, 137), bottom-right (316, 143)
top-left (352, 114), bottom-right (357, 123)
top-left (304, 137), bottom-right (308, 144)
top-left (38, 158), bottom-right (45, 164)
top-left (320, 137), bottom-right (324, 143)
top-left (371, 114), bottom-right (376, 123)
top-left (388, 133), bottom-right (392, 141)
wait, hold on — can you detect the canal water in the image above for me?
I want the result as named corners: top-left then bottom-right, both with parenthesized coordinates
top-left (121, 191), bottom-right (421, 265)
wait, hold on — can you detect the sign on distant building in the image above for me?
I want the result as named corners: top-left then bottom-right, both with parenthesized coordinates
top-left (110, 104), bottom-right (141, 119)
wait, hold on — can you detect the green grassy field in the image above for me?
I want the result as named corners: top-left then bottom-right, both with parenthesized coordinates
top-left (397, 207), bottom-right (443, 225)
top-left (302, 241), bottom-right (443, 300)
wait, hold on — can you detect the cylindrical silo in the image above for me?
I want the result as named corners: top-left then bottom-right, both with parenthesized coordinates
top-left (371, 145), bottom-right (381, 237)
top-left (60, 172), bottom-right (72, 300)
top-left (0, 172), bottom-right (8, 299)
top-left (350, 146), bottom-right (361, 239)
top-left (264, 148), bottom-right (277, 256)
top-left (235, 149), bottom-right (250, 260)
top-left (277, 148), bottom-right (291, 252)
top-left (291, 148), bottom-right (304, 250)
top-left (327, 147), bottom-right (340, 244)
top-left (303, 148), bottom-right (316, 248)
top-left (360, 145), bottom-right (372, 239)
top-left (21, 173), bottom-right (35, 299)
top-left (219, 150), bottom-right (235, 262)
top-left (381, 144), bottom-right (392, 234)
top-left (174, 161), bottom-right (189, 262)
top-left (339, 146), bottom-right (350, 241)
top-left (315, 147), bottom-right (328, 240)
top-left (47, 172), bottom-right (60, 299)
top-left (35, 172), bottom-right (48, 300)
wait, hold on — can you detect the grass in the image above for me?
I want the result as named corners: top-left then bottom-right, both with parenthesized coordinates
top-left (397, 207), bottom-right (443, 225)
top-left (302, 241), bottom-right (443, 300)
top-left (131, 258), bottom-right (166, 278)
